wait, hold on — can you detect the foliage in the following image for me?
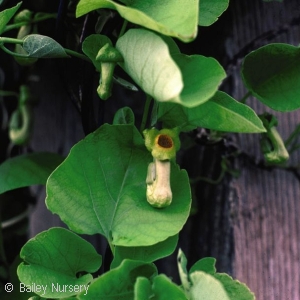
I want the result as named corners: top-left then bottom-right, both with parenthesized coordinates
top-left (0, 0), bottom-right (297, 299)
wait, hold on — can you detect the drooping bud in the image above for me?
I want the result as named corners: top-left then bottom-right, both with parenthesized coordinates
top-left (259, 113), bottom-right (289, 164)
top-left (96, 43), bottom-right (123, 100)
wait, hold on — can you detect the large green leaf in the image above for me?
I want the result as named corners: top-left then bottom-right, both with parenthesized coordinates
top-left (22, 34), bottom-right (69, 58)
top-left (116, 29), bottom-right (183, 103)
top-left (77, 259), bottom-right (157, 300)
top-left (199, 0), bottom-right (229, 26)
top-left (157, 91), bottom-right (266, 133)
top-left (18, 228), bottom-right (102, 299)
top-left (116, 29), bottom-right (225, 107)
top-left (242, 43), bottom-right (300, 112)
top-left (46, 124), bottom-right (191, 246)
top-left (0, 2), bottom-right (21, 34)
top-left (0, 152), bottom-right (64, 195)
top-left (111, 234), bottom-right (178, 268)
top-left (76, 0), bottom-right (198, 42)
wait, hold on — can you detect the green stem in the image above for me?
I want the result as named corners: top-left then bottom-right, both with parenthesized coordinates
top-left (64, 49), bottom-right (91, 62)
top-left (140, 95), bottom-right (152, 133)
top-left (118, 20), bottom-right (128, 38)
top-left (0, 44), bottom-right (26, 57)
top-left (3, 13), bottom-right (57, 33)
top-left (240, 91), bottom-right (251, 104)
top-left (0, 37), bottom-right (23, 44)
top-left (190, 168), bottom-right (226, 185)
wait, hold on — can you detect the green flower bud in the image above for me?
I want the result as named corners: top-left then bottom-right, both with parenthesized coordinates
top-left (96, 44), bottom-right (123, 100)
top-left (259, 113), bottom-right (289, 164)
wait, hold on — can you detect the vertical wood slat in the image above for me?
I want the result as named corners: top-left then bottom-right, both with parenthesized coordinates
top-left (228, 0), bottom-right (300, 299)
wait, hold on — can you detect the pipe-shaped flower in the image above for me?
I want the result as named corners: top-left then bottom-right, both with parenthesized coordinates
top-left (143, 128), bottom-right (180, 161)
top-left (143, 128), bottom-right (180, 208)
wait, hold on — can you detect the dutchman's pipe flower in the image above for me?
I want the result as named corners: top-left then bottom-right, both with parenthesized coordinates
top-left (143, 128), bottom-right (180, 208)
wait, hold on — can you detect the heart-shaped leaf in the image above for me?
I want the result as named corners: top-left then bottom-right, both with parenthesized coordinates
top-left (77, 259), bottom-right (157, 299)
top-left (0, 152), bottom-right (64, 194)
top-left (22, 34), bottom-right (69, 58)
top-left (76, 0), bottom-right (198, 42)
top-left (0, 2), bottom-right (21, 34)
top-left (157, 91), bottom-right (266, 133)
top-left (199, 0), bottom-right (229, 26)
top-left (111, 234), bottom-right (178, 268)
top-left (46, 124), bottom-right (191, 247)
top-left (116, 29), bottom-right (183, 103)
top-left (116, 29), bottom-right (226, 107)
top-left (18, 227), bottom-right (102, 299)
top-left (242, 43), bottom-right (300, 112)
top-left (171, 54), bottom-right (226, 107)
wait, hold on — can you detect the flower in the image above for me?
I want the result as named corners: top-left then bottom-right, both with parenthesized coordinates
top-left (143, 128), bottom-right (180, 160)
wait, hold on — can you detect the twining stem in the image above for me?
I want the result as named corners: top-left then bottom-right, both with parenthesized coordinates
top-left (140, 95), bottom-right (152, 133)
top-left (2, 13), bottom-right (57, 33)
top-left (240, 91), bottom-right (252, 104)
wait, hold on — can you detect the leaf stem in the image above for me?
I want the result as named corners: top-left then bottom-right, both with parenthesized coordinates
top-left (118, 20), bottom-right (128, 38)
top-left (140, 95), bottom-right (152, 133)
top-left (240, 91), bottom-right (252, 104)
top-left (0, 37), bottom-right (23, 44)
top-left (64, 48), bottom-right (91, 62)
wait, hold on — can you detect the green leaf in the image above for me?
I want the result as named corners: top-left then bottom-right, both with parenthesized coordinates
top-left (134, 277), bottom-right (152, 300)
top-left (157, 91), bottom-right (266, 133)
top-left (152, 274), bottom-right (187, 299)
top-left (189, 271), bottom-right (230, 300)
top-left (0, 152), bottom-right (64, 195)
top-left (117, 29), bottom-right (226, 107)
top-left (189, 257), bottom-right (216, 275)
top-left (171, 54), bottom-right (226, 107)
top-left (189, 256), bottom-right (255, 300)
top-left (46, 124), bottom-right (191, 246)
top-left (242, 43), bottom-right (300, 112)
top-left (134, 275), bottom-right (187, 300)
top-left (214, 273), bottom-right (256, 300)
top-left (111, 234), bottom-right (178, 268)
top-left (22, 34), bottom-right (69, 58)
top-left (17, 227), bottom-right (102, 299)
top-left (113, 106), bottom-right (135, 125)
top-left (0, 2), bottom-right (21, 35)
top-left (77, 259), bottom-right (157, 300)
top-left (199, 0), bottom-right (229, 26)
top-left (116, 29), bottom-right (183, 103)
top-left (82, 34), bottom-right (112, 71)
top-left (76, 0), bottom-right (199, 42)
